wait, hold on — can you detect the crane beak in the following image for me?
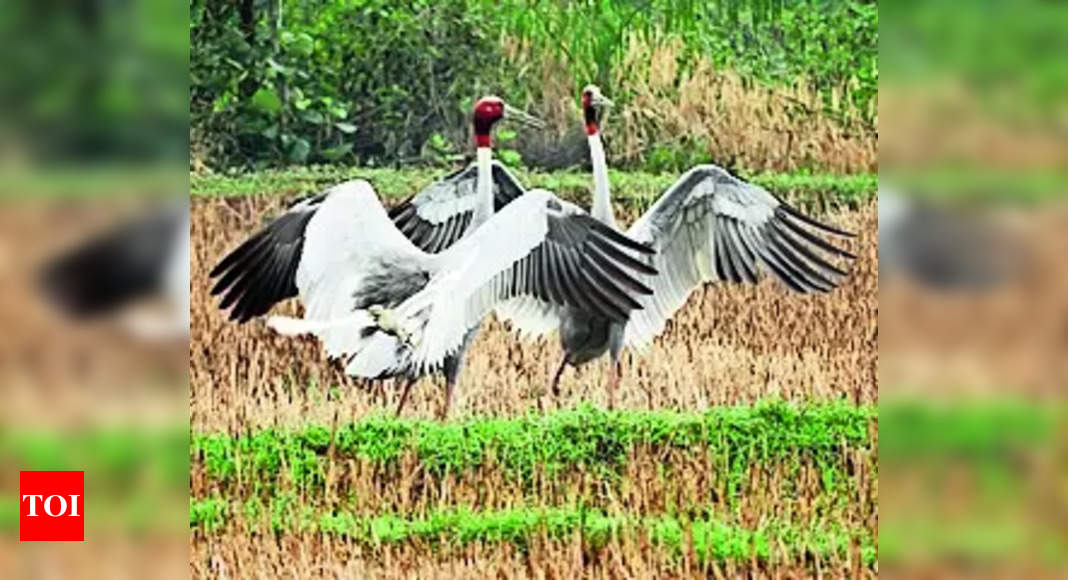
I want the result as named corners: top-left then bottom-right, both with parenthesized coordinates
top-left (593, 94), bottom-right (615, 109)
top-left (503, 105), bottom-right (546, 130)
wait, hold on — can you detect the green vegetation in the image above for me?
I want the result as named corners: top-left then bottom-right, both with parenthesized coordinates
top-left (3, 2), bottom-right (187, 163)
top-left (0, 166), bottom-right (187, 200)
top-left (1, 425), bottom-right (188, 484)
top-left (879, 398), bottom-right (1059, 458)
top-left (191, 0), bottom-right (876, 169)
top-left (187, 399), bottom-right (1068, 570)
top-left (0, 425), bottom-right (189, 533)
top-left (880, 516), bottom-right (1067, 566)
top-left (189, 502), bottom-right (876, 565)
top-left (881, 2), bottom-right (1067, 114)
top-left (890, 167), bottom-right (1068, 203)
top-left (192, 166), bottom-right (877, 211)
top-left (193, 401), bottom-right (874, 490)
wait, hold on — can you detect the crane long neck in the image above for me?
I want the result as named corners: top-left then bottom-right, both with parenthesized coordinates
top-left (473, 146), bottom-right (494, 227)
top-left (588, 133), bottom-right (616, 228)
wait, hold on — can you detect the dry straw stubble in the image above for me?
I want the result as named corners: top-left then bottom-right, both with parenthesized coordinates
top-left (190, 191), bottom-right (876, 431)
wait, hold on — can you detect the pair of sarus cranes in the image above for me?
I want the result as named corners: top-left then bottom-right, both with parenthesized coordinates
top-left (211, 86), bottom-right (856, 418)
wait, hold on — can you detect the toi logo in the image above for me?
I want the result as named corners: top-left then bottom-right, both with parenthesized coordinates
top-left (20, 471), bottom-right (84, 541)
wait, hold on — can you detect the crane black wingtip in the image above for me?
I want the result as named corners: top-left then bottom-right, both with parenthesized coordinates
top-left (778, 204), bottom-right (855, 238)
top-left (592, 222), bottom-right (656, 254)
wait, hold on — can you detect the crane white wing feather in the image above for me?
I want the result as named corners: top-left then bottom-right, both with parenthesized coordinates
top-left (403, 192), bottom-right (557, 366)
top-left (402, 190), bottom-right (655, 368)
top-left (294, 180), bottom-right (429, 359)
top-left (493, 297), bottom-right (561, 338)
top-left (623, 165), bottom-right (854, 349)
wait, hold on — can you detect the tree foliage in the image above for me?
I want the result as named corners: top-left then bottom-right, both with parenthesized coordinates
top-left (191, 0), bottom-right (877, 170)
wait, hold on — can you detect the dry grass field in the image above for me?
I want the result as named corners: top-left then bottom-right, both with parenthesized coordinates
top-left (188, 173), bottom-right (877, 576)
top-left (190, 403), bottom-right (878, 576)
top-left (190, 193), bottom-right (876, 431)
top-left (497, 38), bottom-right (877, 174)
top-left (192, 531), bottom-right (876, 579)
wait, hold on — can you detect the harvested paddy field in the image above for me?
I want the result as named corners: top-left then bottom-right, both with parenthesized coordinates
top-left (191, 170), bottom-right (877, 429)
top-left (190, 403), bottom-right (878, 576)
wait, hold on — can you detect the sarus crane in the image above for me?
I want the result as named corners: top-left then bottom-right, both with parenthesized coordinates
top-left (209, 96), bottom-right (657, 418)
top-left (530, 84), bottom-right (856, 404)
top-left (383, 87), bottom-right (857, 408)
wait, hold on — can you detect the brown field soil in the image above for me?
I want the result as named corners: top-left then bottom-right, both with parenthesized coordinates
top-left (190, 193), bottom-right (877, 431)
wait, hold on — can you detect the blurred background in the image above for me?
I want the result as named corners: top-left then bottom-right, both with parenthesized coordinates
top-left (0, 0), bottom-right (187, 578)
top-left (879, 0), bottom-right (1068, 574)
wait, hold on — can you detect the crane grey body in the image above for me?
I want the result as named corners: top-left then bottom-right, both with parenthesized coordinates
top-left (560, 307), bottom-right (622, 367)
top-left (353, 258), bottom-right (429, 313)
top-left (385, 159), bottom-right (526, 412)
top-left (356, 249), bottom-right (482, 411)
top-left (352, 256), bottom-right (477, 410)
top-left (552, 307), bottom-right (624, 396)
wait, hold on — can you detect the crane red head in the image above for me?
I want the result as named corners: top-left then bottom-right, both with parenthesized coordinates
top-left (581, 84), bottom-right (614, 136)
top-left (472, 96), bottom-right (544, 148)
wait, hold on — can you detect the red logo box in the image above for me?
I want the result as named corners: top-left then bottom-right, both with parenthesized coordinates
top-left (20, 471), bottom-right (84, 541)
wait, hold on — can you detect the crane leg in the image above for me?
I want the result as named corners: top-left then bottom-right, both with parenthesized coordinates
top-left (607, 358), bottom-right (622, 410)
top-left (549, 355), bottom-right (568, 398)
top-left (438, 376), bottom-right (457, 421)
top-left (438, 349), bottom-right (469, 421)
top-left (394, 378), bottom-right (416, 417)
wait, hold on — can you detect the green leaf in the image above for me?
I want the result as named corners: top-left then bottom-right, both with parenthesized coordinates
top-left (334, 122), bottom-right (357, 134)
top-left (250, 88), bottom-right (282, 114)
top-left (321, 143), bottom-right (354, 161)
top-left (212, 92), bottom-right (232, 114)
top-left (498, 149), bottom-right (522, 167)
top-left (289, 138), bottom-right (311, 163)
top-left (301, 111), bottom-right (325, 125)
top-left (429, 133), bottom-right (447, 148)
top-left (292, 33), bottom-right (315, 57)
top-left (497, 129), bottom-right (517, 142)
top-left (266, 58), bottom-right (286, 75)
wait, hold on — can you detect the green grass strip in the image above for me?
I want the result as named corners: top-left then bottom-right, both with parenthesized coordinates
top-left (880, 516), bottom-right (1067, 566)
top-left (191, 166), bottom-right (876, 210)
top-left (190, 501), bottom-right (875, 566)
top-left (0, 425), bottom-right (189, 484)
top-left (192, 401), bottom-right (874, 491)
top-left (0, 165), bottom-right (187, 199)
top-left (889, 167), bottom-right (1068, 204)
top-left (0, 425), bottom-right (190, 533)
top-left (879, 397), bottom-right (1060, 458)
